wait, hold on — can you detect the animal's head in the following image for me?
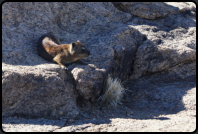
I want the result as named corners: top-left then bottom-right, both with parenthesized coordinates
top-left (70, 40), bottom-right (90, 59)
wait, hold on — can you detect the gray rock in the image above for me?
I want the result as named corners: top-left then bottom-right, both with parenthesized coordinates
top-left (129, 17), bottom-right (196, 79)
top-left (2, 2), bottom-right (196, 120)
top-left (2, 2), bottom-right (134, 119)
top-left (2, 63), bottom-right (79, 119)
top-left (113, 2), bottom-right (196, 19)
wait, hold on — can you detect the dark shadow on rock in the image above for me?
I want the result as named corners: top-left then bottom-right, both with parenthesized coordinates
top-left (66, 118), bottom-right (111, 126)
top-left (2, 116), bottom-right (66, 127)
top-left (2, 114), bottom-right (111, 128)
top-left (153, 117), bottom-right (170, 120)
top-left (122, 75), bottom-right (196, 119)
top-left (61, 76), bottom-right (196, 127)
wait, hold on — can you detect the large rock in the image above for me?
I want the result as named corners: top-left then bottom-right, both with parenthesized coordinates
top-left (2, 63), bottom-right (79, 119)
top-left (125, 3), bottom-right (196, 80)
top-left (113, 2), bottom-right (196, 80)
top-left (2, 2), bottom-right (136, 119)
top-left (2, 2), bottom-right (196, 119)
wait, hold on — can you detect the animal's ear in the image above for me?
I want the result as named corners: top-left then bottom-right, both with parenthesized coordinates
top-left (71, 42), bottom-right (76, 50)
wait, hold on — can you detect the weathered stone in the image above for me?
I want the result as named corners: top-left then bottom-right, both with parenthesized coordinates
top-left (2, 2), bottom-right (134, 119)
top-left (129, 13), bottom-right (196, 79)
top-left (2, 63), bottom-right (79, 119)
top-left (2, 2), bottom-right (196, 120)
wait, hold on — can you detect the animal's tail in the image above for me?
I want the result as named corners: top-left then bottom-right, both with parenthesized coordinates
top-left (42, 37), bottom-right (58, 47)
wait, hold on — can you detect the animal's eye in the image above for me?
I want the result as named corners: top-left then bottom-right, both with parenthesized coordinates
top-left (82, 47), bottom-right (86, 51)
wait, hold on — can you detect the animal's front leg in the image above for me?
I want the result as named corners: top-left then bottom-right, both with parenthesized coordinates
top-left (53, 54), bottom-right (68, 70)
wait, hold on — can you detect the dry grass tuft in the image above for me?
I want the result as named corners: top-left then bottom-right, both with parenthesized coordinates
top-left (98, 74), bottom-right (126, 107)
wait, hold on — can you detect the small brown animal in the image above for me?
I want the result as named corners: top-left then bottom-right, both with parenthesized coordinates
top-left (37, 32), bottom-right (90, 69)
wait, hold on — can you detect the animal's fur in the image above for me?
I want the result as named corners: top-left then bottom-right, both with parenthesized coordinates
top-left (37, 32), bottom-right (90, 69)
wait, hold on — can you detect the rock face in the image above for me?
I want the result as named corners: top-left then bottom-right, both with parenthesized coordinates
top-left (2, 2), bottom-right (196, 119)
top-left (2, 64), bottom-right (79, 119)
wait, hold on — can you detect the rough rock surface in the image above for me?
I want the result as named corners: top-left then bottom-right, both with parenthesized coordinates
top-left (112, 2), bottom-right (196, 80)
top-left (113, 2), bottom-right (196, 19)
top-left (2, 63), bottom-right (79, 119)
top-left (2, 77), bottom-right (196, 132)
top-left (2, 1), bottom-right (196, 122)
